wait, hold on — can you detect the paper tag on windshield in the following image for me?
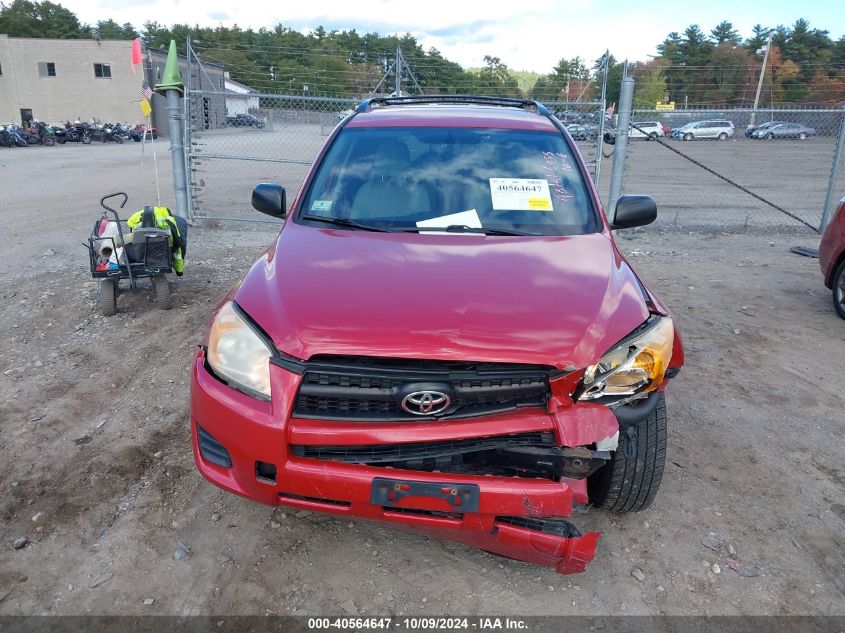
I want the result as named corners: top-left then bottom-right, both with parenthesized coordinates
top-left (489, 178), bottom-right (553, 211)
top-left (416, 209), bottom-right (482, 234)
top-left (310, 200), bottom-right (332, 212)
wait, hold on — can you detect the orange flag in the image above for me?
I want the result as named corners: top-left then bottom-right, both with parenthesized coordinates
top-left (131, 38), bottom-right (142, 74)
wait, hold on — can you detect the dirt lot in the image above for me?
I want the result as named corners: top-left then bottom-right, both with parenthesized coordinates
top-left (1, 142), bottom-right (844, 617)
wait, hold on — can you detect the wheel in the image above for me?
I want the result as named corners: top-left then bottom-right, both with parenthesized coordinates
top-left (683, 133), bottom-right (693, 141)
top-left (718, 132), bottom-right (727, 140)
top-left (43, 136), bottom-right (55, 146)
top-left (152, 274), bottom-right (172, 310)
top-left (799, 132), bottom-right (807, 140)
top-left (116, 136), bottom-right (124, 144)
top-left (82, 131), bottom-right (92, 144)
top-left (99, 279), bottom-right (117, 316)
top-left (766, 133), bottom-right (774, 140)
top-left (588, 394), bottom-right (667, 512)
top-left (833, 259), bottom-right (845, 320)
top-left (57, 137), bottom-right (67, 144)
top-left (648, 132), bottom-right (658, 140)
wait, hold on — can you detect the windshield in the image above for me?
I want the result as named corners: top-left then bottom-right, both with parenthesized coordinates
top-left (298, 126), bottom-right (598, 235)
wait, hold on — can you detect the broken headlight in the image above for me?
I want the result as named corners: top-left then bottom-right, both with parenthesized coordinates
top-left (578, 316), bottom-right (674, 402)
top-left (207, 301), bottom-right (272, 400)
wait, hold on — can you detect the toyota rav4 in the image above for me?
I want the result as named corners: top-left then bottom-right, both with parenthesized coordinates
top-left (191, 96), bottom-right (684, 574)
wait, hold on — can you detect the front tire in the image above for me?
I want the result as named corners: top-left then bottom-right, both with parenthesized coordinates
top-left (588, 394), bottom-right (667, 513)
top-left (766, 133), bottom-right (774, 140)
top-left (799, 132), bottom-right (807, 140)
top-left (833, 259), bottom-right (845, 320)
top-left (683, 133), bottom-right (693, 141)
top-left (99, 279), bottom-right (117, 316)
top-left (152, 274), bottom-right (172, 310)
top-left (82, 131), bottom-right (92, 144)
top-left (718, 132), bottom-right (727, 140)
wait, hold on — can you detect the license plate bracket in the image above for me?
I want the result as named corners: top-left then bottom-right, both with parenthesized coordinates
top-left (371, 477), bottom-right (480, 512)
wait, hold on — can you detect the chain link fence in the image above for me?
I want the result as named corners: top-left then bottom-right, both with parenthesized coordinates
top-left (186, 90), bottom-right (607, 222)
top-left (187, 90), bottom-right (356, 221)
top-left (617, 107), bottom-right (845, 231)
top-left (185, 79), bottom-right (844, 233)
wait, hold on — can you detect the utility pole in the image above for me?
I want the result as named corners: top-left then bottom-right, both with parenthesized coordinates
top-left (395, 45), bottom-right (402, 96)
top-left (750, 30), bottom-right (774, 128)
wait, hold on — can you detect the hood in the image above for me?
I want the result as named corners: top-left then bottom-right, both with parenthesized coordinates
top-left (234, 223), bottom-right (650, 370)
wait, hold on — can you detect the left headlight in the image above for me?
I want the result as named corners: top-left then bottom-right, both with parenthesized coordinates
top-left (578, 316), bottom-right (674, 402)
top-left (207, 301), bottom-right (272, 400)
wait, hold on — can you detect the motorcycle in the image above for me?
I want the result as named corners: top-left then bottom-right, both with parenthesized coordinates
top-left (112, 123), bottom-right (135, 143)
top-left (97, 123), bottom-right (124, 144)
top-left (61, 122), bottom-right (93, 144)
top-left (2, 124), bottom-right (29, 147)
top-left (22, 121), bottom-right (56, 146)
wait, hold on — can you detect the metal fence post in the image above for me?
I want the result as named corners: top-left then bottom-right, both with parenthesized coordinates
top-left (155, 40), bottom-right (189, 220)
top-left (607, 76), bottom-right (635, 220)
top-left (821, 110), bottom-right (845, 231)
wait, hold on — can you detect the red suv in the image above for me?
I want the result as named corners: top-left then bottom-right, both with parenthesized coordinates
top-left (820, 195), bottom-right (845, 319)
top-left (191, 96), bottom-right (684, 574)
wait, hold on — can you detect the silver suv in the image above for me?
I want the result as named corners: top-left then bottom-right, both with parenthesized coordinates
top-left (671, 120), bottom-right (735, 141)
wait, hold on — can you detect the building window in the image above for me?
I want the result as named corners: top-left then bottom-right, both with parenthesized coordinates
top-left (94, 63), bottom-right (112, 78)
top-left (38, 62), bottom-right (56, 77)
top-left (155, 65), bottom-right (161, 81)
top-left (219, 77), bottom-right (224, 89)
top-left (0, 62), bottom-right (3, 76)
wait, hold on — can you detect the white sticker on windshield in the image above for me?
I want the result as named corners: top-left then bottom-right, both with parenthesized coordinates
top-left (416, 209), bottom-right (482, 234)
top-left (489, 178), bottom-right (553, 211)
top-left (310, 200), bottom-right (332, 212)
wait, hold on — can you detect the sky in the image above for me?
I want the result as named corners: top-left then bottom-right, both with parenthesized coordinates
top-left (64, 0), bottom-right (845, 73)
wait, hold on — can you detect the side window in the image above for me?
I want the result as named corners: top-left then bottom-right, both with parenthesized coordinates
top-left (94, 63), bottom-right (111, 78)
top-left (38, 62), bottom-right (56, 77)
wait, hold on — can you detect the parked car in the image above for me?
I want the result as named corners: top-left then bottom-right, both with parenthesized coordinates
top-left (226, 114), bottom-right (265, 128)
top-left (749, 122), bottom-right (816, 140)
top-left (603, 121), bottom-right (664, 144)
top-left (191, 95), bottom-right (684, 575)
top-left (744, 120), bottom-right (787, 138)
top-left (670, 120), bottom-right (735, 141)
top-left (819, 195), bottom-right (845, 319)
top-left (565, 123), bottom-right (589, 140)
top-left (629, 121), bottom-right (665, 140)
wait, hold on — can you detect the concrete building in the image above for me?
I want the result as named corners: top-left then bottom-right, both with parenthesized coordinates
top-left (0, 35), bottom-right (230, 132)
top-left (0, 34), bottom-right (144, 124)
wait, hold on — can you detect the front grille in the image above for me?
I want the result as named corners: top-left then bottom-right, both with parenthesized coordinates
top-left (292, 356), bottom-right (555, 421)
top-left (292, 431), bottom-right (556, 463)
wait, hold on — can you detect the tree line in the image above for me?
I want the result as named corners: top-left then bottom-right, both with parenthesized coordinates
top-left (1, 1), bottom-right (844, 106)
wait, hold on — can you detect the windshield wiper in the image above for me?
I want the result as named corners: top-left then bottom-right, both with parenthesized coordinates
top-left (300, 214), bottom-right (390, 232)
top-left (408, 225), bottom-right (540, 236)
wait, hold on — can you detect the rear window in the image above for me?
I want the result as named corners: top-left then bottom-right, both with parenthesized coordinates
top-left (299, 126), bottom-right (598, 236)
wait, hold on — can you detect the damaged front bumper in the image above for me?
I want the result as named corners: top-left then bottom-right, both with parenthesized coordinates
top-left (191, 349), bottom-right (641, 574)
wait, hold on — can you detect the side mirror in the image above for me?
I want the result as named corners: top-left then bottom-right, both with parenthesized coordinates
top-left (251, 183), bottom-right (286, 218)
top-left (611, 195), bottom-right (657, 230)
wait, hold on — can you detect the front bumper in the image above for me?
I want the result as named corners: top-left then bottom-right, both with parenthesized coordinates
top-left (190, 349), bottom-right (622, 574)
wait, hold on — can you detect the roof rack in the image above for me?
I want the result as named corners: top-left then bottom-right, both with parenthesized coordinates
top-left (355, 95), bottom-right (551, 116)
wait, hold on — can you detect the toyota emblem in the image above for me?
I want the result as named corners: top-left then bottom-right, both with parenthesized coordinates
top-left (400, 390), bottom-right (452, 416)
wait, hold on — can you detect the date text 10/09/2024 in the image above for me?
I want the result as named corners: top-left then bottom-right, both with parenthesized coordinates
top-left (307, 618), bottom-right (529, 630)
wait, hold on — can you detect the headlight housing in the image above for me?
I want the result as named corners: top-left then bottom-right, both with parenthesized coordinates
top-left (578, 316), bottom-right (674, 403)
top-left (206, 302), bottom-right (272, 400)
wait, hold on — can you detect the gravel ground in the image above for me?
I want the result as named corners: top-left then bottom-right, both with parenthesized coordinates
top-left (0, 143), bottom-right (843, 616)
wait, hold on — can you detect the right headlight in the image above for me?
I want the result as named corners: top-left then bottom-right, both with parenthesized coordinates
top-left (206, 302), bottom-right (273, 400)
top-left (578, 316), bottom-right (674, 402)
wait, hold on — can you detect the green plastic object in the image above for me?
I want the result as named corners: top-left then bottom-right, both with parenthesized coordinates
top-left (154, 40), bottom-right (184, 95)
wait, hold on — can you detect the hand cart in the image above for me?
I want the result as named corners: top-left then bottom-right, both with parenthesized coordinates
top-left (87, 192), bottom-right (173, 316)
